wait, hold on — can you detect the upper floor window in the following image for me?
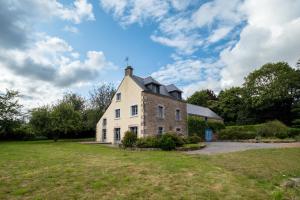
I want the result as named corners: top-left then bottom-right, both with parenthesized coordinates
top-left (116, 93), bottom-right (121, 101)
top-left (115, 109), bottom-right (120, 119)
top-left (175, 109), bottom-right (181, 121)
top-left (131, 105), bottom-right (138, 116)
top-left (153, 85), bottom-right (160, 93)
top-left (157, 105), bottom-right (164, 119)
top-left (102, 118), bottom-right (107, 126)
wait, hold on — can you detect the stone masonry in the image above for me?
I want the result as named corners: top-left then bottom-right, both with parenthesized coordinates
top-left (142, 91), bottom-right (187, 136)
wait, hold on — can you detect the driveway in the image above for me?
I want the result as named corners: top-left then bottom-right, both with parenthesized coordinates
top-left (187, 142), bottom-right (300, 155)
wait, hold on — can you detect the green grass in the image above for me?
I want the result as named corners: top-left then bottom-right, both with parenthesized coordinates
top-left (0, 141), bottom-right (299, 199)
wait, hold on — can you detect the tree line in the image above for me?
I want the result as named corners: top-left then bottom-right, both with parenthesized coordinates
top-left (0, 84), bottom-right (116, 140)
top-left (187, 62), bottom-right (300, 127)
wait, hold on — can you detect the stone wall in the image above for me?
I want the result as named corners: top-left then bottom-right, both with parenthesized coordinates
top-left (142, 91), bottom-right (187, 136)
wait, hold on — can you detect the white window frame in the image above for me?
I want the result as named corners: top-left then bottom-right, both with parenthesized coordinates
top-left (158, 126), bottom-right (164, 135)
top-left (116, 93), bottom-right (121, 101)
top-left (115, 109), bottom-right (120, 119)
top-left (114, 128), bottom-right (121, 141)
top-left (129, 126), bottom-right (138, 136)
top-left (157, 105), bottom-right (165, 119)
top-left (131, 105), bottom-right (138, 116)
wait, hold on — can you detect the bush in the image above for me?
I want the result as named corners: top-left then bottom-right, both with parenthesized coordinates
top-left (219, 128), bottom-right (256, 140)
top-left (257, 120), bottom-right (288, 139)
top-left (164, 132), bottom-right (184, 147)
top-left (121, 131), bottom-right (137, 148)
top-left (11, 124), bottom-right (35, 140)
top-left (186, 135), bottom-right (201, 144)
top-left (177, 143), bottom-right (206, 151)
top-left (208, 121), bottom-right (225, 132)
top-left (287, 128), bottom-right (300, 138)
top-left (136, 136), bottom-right (160, 148)
top-left (159, 134), bottom-right (176, 150)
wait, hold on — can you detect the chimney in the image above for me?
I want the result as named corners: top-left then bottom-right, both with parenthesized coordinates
top-left (125, 66), bottom-right (133, 76)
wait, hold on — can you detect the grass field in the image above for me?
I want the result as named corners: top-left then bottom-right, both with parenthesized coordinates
top-left (0, 141), bottom-right (299, 200)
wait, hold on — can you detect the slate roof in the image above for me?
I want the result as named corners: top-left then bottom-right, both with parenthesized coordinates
top-left (132, 75), bottom-right (182, 98)
top-left (187, 103), bottom-right (223, 120)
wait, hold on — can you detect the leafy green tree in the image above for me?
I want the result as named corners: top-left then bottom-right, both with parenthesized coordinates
top-left (216, 87), bottom-right (244, 124)
top-left (0, 90), bottom-right (22, 137)
top-left (51, 103), bottom-right (83, 141)
top-left (187, 89), bottom-right (217, 107)
top-left (29, 106), bottom-right (52, 138)
top-left (243, 62), bottom-right (300, 124)
top-left (62, 93), bottom-right (86, 112)
top-left (82, 108), bottom-right (102, 132)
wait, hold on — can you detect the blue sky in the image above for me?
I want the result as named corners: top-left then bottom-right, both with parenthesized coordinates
top-left (0, 0), bottom-right (300, 108)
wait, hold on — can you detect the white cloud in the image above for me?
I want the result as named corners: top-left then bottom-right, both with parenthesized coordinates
top-left (220, 0), bottom-right (300, 88)
top-left (63, 25), bottom-right (79, 34)
top-left (207, 27), bottom-right (232, 43)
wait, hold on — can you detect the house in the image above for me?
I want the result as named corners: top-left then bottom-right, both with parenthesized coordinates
top-left (96, 66), bottom-right (222, 144)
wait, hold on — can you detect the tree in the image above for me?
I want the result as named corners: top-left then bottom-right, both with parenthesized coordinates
top-left (62, 93), bottom-right (86, 112)
top-left (51, 103), bottom-right (83, 141)
top-left (29, 106), bottom-right (52, 138)
top-left (215, 87), bottom-right (244, 124)
top-left (243, 62), bottom-right (300, 124)
top-left (0, 90), bottom-right (22, 137)
top-left (89, 84), bottom-right (116, 111)
top-left (187, 89), bottom-right (217, 107)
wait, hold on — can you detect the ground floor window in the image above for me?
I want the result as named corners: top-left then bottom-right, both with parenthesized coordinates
top-left (114, 128), bottom-right (121, 141)
top-left (102, 129), bottom-right (107, 140)
top-left (176, 127), bottom-right (181, 133)
top-left (129, 126), bottom-right (138, 136)
top-left (158, 127), bottom-right (164, 135)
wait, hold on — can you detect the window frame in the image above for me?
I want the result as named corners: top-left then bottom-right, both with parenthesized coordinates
top-left (157, 105), bottom-right (165, 119)
top-left (102, 129), bottom-right (107, 140)
top-left (116, 93), bottom-right (121, 101)
top-left (131, 105), bottom-right (138, 116)
top-left (157, 126), bottom-right (164, 135)
top-left (114, 128), bottom-right (121, 141)
top-left (129, 126), bottom-right (138, 136)
top-left (115, 109), bottom-right (120, 119)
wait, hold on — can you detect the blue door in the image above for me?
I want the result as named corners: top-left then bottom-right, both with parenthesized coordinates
top-left (205, 128), bottom-right (213, 142)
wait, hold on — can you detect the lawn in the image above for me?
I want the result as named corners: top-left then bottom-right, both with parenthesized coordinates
top-left (0, 141), bottom-right (299, 200)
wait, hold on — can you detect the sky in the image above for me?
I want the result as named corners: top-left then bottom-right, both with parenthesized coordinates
top-left (1, 0), bottom-right (300, 108)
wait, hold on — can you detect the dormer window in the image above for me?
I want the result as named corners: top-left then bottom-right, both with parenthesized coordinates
top-left (146, 84), bottom-right (160, 94)
top-left (170, 91), bottom-right (182, 100)
top-left (116, 93), bottom-right (121, 101)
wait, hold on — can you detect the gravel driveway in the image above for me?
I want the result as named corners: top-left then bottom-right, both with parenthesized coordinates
top-left (187, 142), bottom-right (300, 155)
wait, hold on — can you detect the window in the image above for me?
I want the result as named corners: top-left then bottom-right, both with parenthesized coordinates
top-left (130, 126), bottom-right (138, 136)
top-left (102, 118), bottom-right (107, 126)
top-left (114, 128), bottom-right (121, 141)
top-left (158, 127), bottom-right (164, 135)
top-left (115, 109), bottom-right (120, 118)
top-left (158, 105), bottom-right (164, 119)
top-left (131, 105), bottom-right (138, 116)
top-left (176, 128), bottom-right (181, 133)
top-left (116, 93), bottom-right (121, 101)
top-left (175, 109), bottom-right (181, 121)
top-left (102, 129), bottom-right (107, 140)
top-left (153, 85), bottom-right (160, 93)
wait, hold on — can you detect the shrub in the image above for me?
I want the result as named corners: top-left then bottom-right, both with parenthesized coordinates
top-left (177, 143), bottom-right (206, 151)
top-left (121, 131), bottom-right (137, 148)
top-left (159, 134), bottom-right (176, 150)
top-left (219, 128), bottom-right (256, 140)
top-left (136, 136), bottom-right (160, 148)
top-left (11, 124), bottom-right (35, 140)
top-left (207, 121), bottom-right (225, 132)
top-left (164, 132), bottom-right (184, 147)
top-left (187, 135), bottom-right (201, 144)
top-left (257, 120), bottom-right (288, 138)
top-left (287, 128), bottom-right (300, 138)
